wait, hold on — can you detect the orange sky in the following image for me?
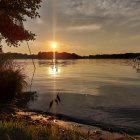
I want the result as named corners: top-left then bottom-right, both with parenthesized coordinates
top-left (3, 0), bottom-right (140, 55)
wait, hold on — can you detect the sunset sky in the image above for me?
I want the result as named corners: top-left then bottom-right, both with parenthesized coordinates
top-left (3, 0), bottom-right (140, 55)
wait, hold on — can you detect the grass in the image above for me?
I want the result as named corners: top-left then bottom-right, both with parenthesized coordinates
top-left (0, 55), bottom-right (26, 100)
top-left (0, 120), bottom-right (91, 140)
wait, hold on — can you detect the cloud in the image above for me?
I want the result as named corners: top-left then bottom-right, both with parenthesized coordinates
top-left (56, 0), bottom-right (140, 30)
top-left (20, 0), bottom-right (140, 54)
top-left (58, 24), bottom-right (101, 32)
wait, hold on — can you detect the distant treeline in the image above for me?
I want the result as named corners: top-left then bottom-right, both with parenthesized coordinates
top-left (0, 52), bottom-right (38, 59)
top-left (0, 52), bottom-right (140, 59)
top-left (38, 52), bottom-right (82, 59)
top-left (89, 53), bottom-right (140, 59)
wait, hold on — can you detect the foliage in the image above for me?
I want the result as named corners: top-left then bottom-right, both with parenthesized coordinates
top-left (0, 120), bottom-right (89, 140)
top-left (0, 56), bottom-right (26, 100)
top-left (0, 0), bottom-right (42, 47)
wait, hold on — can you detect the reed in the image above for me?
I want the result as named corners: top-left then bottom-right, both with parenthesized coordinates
top-left (0, 55), bottom-right (26, 100)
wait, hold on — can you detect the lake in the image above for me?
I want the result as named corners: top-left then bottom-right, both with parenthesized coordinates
top-left (17, 59), bottom-right (140, 134)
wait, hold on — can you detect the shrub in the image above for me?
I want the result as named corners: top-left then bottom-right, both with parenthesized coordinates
top-left (0, 55), bottom-right (26, 100)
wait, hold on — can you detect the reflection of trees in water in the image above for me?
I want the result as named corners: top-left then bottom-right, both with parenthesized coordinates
top-left (38, 60), bottom-right (77, 67)
top-left (133, 64), bottom-right (140, 73)
top-left (136, 68), bottom-right (140, 73)
top-left (133, 67), bottom-right (140, 73)
top-left (133, 57), bottom-right (140, 73)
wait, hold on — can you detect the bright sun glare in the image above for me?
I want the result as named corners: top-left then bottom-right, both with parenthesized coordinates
top-left (52, 42), bottom-right (57, 49)
top-left (49, 66), bottom-right (60, 76)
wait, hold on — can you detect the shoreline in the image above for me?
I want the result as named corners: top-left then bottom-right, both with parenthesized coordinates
top-left (16, 110), bottom-right (140, 140)
top-left (0, 103), bottom-right (140, 140)
top-left (0, 93), bottom-right (140, 139)
top-left (23, 108), bottom-right (140, 136)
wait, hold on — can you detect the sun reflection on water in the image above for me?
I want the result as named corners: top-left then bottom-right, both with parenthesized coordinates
top-left (49, 65), bottom-right (60, 76)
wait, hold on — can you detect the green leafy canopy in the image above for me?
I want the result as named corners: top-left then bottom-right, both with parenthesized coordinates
top-left (0, 0), bottom-right (42, 47)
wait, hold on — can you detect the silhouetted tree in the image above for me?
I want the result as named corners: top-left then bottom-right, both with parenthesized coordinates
top-left (0, 0), bottom-right (42, 47)
top-left (0, 45), bottom-right (3, 53)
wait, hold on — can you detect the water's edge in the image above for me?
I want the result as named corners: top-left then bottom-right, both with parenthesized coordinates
top-left (24, 109), bottom-right (140, 135)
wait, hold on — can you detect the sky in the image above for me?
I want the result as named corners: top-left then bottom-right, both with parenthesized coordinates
top-left (3, 0), bottom-right (140, 55)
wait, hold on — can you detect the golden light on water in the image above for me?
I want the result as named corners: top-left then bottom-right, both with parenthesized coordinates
top-left (48, 41), bottom-right (60, 76)
top-left (49, 65), bottom-right (61, 76)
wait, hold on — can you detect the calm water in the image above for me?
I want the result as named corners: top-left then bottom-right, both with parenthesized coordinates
top-left (17, 59), bottom-right (140, 134)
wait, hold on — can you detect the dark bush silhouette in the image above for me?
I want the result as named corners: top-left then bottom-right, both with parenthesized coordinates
top-left (0, 0), bottom-right (42, 47)
top-left (0, 56), bottom-right (26, 100)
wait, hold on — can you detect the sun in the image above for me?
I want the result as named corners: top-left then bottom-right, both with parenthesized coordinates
top-left (52, 42), bottom-right (57, 49)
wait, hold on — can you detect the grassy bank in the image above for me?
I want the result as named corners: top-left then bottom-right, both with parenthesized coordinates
top-left (0, 120), bottom-right (90, 140)
top-left (0, 112), bottom-right (138, 140)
